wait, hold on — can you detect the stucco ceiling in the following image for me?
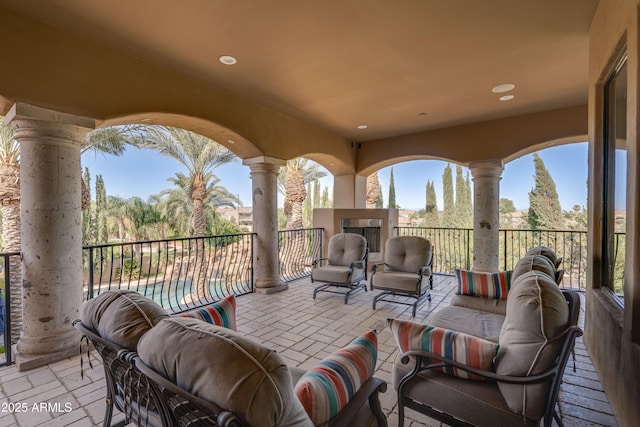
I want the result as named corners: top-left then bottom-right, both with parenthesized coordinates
top-left (0, 0), bottom-right (599, 142)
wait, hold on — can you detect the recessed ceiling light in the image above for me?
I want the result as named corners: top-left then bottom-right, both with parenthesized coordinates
top-left (357, 124), bottom-right (368, 129)
top-left (219, 55), bottom-right (237, 65)
top-left (140, 118), bottom-right (151, 122)
top-left (499, 95), bottom-right (515, 101)
top-left (227, 139), bottom-right (235, 144)
top-left (492, 84), bottom-right (515, 93)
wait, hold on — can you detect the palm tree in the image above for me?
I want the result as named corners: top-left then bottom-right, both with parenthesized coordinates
top-left (155, 173), bottom-right (240, 237)
top-left (279, 158), bottom-right (327, 229)
top-left (139, 126), bottom-right (237, 236)
top-left (139, 126), bottom-right (237, 300)
top-left (366, 172), bottom-right (381, 208)
top-left (81, 125), bottom-right (145, 209)
top-left (0, 118), bottom-right (21, 343)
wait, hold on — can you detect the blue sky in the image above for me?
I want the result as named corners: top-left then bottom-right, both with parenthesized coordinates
top-left (82, 142), bottom-right (593, 211)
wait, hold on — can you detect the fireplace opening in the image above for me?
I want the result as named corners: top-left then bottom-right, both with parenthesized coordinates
top-left (341, 218), bottom-right (383, 254)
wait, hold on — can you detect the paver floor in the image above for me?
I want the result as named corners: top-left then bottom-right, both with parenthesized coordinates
top-left (0, 275), bottom-right (617, 426)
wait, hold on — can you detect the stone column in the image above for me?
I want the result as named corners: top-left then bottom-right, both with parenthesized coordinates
top-left (5, 103), bottom-right (94, 370)
top-left (242, 156), bottom-right (288, 294)
top-left (469, 160), bottom-right (504, 272)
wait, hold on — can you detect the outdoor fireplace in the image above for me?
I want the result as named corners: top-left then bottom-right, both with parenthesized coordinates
top-left (313, 208), bottom-right (398, 265)
top-left (341, 218), bottom-right (383, 254)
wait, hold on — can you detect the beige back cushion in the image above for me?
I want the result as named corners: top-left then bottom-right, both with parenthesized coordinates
top-left (327, 233), bottom-right (367, 266)
top-left (384, 236), bottom-right (432, 273)
top-left (496, 270), bottom-right (569, 420)
top-left (137, 317), bottom-right (313, 427)
top-left (525, 246), bottom-right (559, 268)
top-left (81, 289), bottom-right (169, 351)
top-left (511, 254), bottom-right (556, 283)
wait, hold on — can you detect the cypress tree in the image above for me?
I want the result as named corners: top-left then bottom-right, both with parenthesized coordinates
top-left (95, 175), bottom-right (109, 243)
top-left (528, 153), bottom-right (563, 229)
top-left (376, 190), bottom-right (384, 208)
top-left (303, 182), bottom-right (312, 227)
top-left (461, 170), bottom-right (473, 228)
top-left (321, 186), bottom-right (330, 208)
top-left (441, 163), bottom-right (455, 227)
top-left (454, 165), bottom-right (464, 227)
top-left (82, 168), bottom-right (93, 244)
top-left (313, 179), bottom-right (321, 208)
top-left (388, 167), bottom-right (398, 208)
top-left (424, 180), bottom-right (440, 226)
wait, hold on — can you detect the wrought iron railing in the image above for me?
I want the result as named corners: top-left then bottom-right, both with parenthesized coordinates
top-left (83, 234), bottom-right (254, 313)
top-left (0, 251), bottom-right (20, 367)
top-left (394, 227), bottom-right (605, 291)
top-left (278, 228), bottom-right (323, 282)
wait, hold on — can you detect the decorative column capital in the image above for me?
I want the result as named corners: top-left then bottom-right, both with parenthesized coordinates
top-left (469, 160), bottom-right (504, 180)
top-left (4, 103), bottom-right (94, 148)
top-left (242, 156), bottom-right (286, 174)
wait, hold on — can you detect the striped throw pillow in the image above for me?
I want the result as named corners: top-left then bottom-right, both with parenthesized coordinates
top-left (389, 318), bottom-right (498, 380)
top-left (294, 330), bottom-right (377, 427)
top-left (455, 269), bottom-right (512, 300)
top-left (177, 295), bottom-right (236, 331)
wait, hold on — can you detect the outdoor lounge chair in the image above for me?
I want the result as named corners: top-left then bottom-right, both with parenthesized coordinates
top-left (311, 232), bottom-right (368, 304)
top-left (370, 235), bottom-right (433, 317)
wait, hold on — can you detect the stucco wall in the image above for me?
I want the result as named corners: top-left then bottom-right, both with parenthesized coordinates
top-left (587, 1), bottom-right (640, 426)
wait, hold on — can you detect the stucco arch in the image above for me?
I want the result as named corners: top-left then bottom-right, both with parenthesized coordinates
top-left (356, 105), bottom-right (587, 174)
top-left (503, 135), bottom-right (588, 163)
top-left (358, 154), bottom-right (463, 178)
top-left (98, 112), bottom-right (262, 159)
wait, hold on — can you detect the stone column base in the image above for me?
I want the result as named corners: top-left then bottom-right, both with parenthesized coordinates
top-left (254, 283), bottom-right (289, 294)
top-left (15, 342), bottom-right (80, 372)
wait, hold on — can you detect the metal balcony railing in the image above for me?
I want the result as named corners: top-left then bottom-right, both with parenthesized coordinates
top-left (83, 234), bottom-right (255, 314)
top-left (278, 228), bottom-right (323, 282)
top-left (0, 251), bottom-right (20, 367)
top-left (0, 226), bottom-right (624, 367)
top-left (395, 226), bottom-right (626, 291)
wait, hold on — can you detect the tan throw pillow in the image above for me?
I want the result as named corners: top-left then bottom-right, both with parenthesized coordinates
top-left (495, 270), bottom-right (569, 420)
top-left (138, 317), bottom-right (313, 427)
top-left (81, 289), bottom-right (169, 351)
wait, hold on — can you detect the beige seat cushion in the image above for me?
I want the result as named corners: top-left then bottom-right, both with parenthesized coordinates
top-left (496, 270), bottom-right (569, 420)
top-left (137, 317), bottom-right (313, 427)
top-left (81, 289), bottom-right (168, 350)
top-left (311, 265), bottom-right (353, 284)
top-left (429, 305), bottom-right (504, 343)
top-left (392, 354), bottom-right (537, 427)
top-left (451, 294), bottom-right (507, 316)
top-left (371, 270), bottom-right (424, 292)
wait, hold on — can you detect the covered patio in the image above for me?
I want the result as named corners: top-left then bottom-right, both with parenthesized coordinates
top-left (0, 276), bottom-right (616, 427)
top-left (0, 1), bottom-right (638, 426)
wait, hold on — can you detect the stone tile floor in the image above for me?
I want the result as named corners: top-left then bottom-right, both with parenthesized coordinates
top-left (0, 275), bottom-right (618, 426)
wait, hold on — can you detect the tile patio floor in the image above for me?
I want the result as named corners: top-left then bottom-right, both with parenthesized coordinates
top-left (0, 275), bottom-right (618, 426)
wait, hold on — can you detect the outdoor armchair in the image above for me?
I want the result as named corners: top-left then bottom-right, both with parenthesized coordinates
top-left (370, 235), bottom-right (433, 317)
top-left (311, 232), bottom-right (368, 304)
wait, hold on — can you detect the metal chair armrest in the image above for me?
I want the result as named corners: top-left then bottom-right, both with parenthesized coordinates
top-left (312, 257), bottom-right (329, 268)
top-left (330, 377), bottom-right (388, 427)
top-left (371, 262), bottom-right (386, 274)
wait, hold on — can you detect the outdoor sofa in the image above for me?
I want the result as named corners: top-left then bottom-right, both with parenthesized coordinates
top-left (75, 289), bottom-right (388, 427)
top-left (388, 246), bottom-right (582, 427)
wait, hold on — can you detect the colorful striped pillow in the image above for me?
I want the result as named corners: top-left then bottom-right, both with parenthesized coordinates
top-left (389, 318), bottom-right (498, 380)
top-left (455, 269), bottom-right (512, 300)
top-left (177, 295), bottom-right (236, 331)
top-left (294, 330), bottom-right (377, 427)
